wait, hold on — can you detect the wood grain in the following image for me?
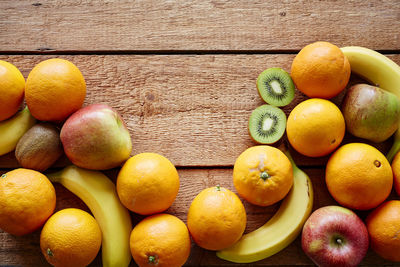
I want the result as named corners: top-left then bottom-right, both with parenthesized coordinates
top-left (0, 168), bottom-right (397, 266)
top-left (0, 1), bottom-right (399, 52)
top-left (1, 1), bottom-right (400, 266)
top-left (0, 54), bottom-right (398, 168)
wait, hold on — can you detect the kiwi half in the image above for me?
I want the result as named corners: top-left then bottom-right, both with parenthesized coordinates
top-left (256, 67), bottom-right (295, 107)
top-left (248, 104), bottom-right (287, 144)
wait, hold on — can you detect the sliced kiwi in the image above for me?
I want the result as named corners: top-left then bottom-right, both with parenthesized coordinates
top-left (256, 67), bottom-right (295, 107)
top-left (248, 104), bottom-right (287, 144)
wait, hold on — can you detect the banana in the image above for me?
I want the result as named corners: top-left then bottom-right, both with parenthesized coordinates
top-left (47, 165), bottom-right (132, 267)
top-left (0, 106), bottom-right (36, 156)
top-left (340, 46), bottom-right (400, 162)
top-left (216, 147), bottom-right (313, 263)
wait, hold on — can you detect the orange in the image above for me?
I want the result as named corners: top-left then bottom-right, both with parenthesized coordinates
top-left (0, 60), bottom-right (25, 121)
top-left (286, 98), bottom-right (345, 157)
top-left (25, 58), bottom-right (86, 122)
top-left (326, 143), bottom-right (393, 210)
top-left (40, 208), bottom-right (102, 267)
top-left (391, 151), bottom-right (400, 196)
top-left (0, 168), bottom-right (56, 236)
top-left (116, 153), bottom-right (180, 215)
top-left (187, 185), bottom-right (247, 251)
top-left (366, 200), bottom-right (400, 262)
top-left (291, 41), bottom-right (351, 99)
top-left (130, 213), bottom-right (190, 267)
top-left (233, 145), bottom-right (293, 206)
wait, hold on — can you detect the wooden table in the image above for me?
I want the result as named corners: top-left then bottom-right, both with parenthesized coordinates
top-left (1, 1), bottom-right (400, 266)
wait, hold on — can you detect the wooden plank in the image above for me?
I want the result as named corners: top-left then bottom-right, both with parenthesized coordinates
top-left (0, 168), bottom-right (398, 266)
top-left (0, 54), bottom-right (397, 168)
top-left (0, 1), bottom-right (399, 52)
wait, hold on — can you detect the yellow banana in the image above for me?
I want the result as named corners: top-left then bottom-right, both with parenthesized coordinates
top-left (216, 147), bottom-right (313, 263)
top-left (0, 106), bottom-right (36, 156)
top-left (47, 165), bottom-right (132, 267)
top-left (340, 46), bottom-right (400, 162)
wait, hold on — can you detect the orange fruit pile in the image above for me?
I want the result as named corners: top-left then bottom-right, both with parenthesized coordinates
top-left (233, 145), bottom-right (293, 206)
top-left (291, 41), bottom-right (351, 99)
top-left (0, 60), bottom-right (25, 121)
top-left (0, 168), bottom-right (56, 236)
top-left (130, 213), bottom-right (191, 267)
top-left (25, 58), bottom-right (86, 122)
top-left (286, 98), bottom-right (345, 157)
top-left (325, 143), bottom-right (393, 210)
top-left (187, 185), bottom-right (247, 251)
top-left (367, 201), bottom-right (400, 262)
top-left (3, 40), bottom-right (400, 266)
top-left (40, 208), bottom-right (102, 267)
top-left (116, 152), bottom-right (180, 215)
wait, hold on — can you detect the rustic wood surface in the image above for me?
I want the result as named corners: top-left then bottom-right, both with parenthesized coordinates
top-left (1, 1), bottom-right (400, 266)
top-left (0, 1), bottom-right (400, 52)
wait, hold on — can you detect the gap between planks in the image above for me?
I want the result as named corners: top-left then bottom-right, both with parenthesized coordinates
top-left (1, 49), bottom-right (400, 56)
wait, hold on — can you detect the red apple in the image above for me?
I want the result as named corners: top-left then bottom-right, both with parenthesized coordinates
top-left (60, 103), bottom-right (132, 170)
top-left (301, 205), bottom-right (369, 267)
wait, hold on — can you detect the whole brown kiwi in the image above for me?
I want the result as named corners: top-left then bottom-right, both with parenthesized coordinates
top-left (15, 122), bottom-right (63, 172)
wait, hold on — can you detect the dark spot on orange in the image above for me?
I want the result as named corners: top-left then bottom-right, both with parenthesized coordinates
top-left (374, 160), bottom-right (381, 168)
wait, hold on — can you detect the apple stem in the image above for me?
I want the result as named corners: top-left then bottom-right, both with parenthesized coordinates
top-left (336, 238), bottom-right (343, 245)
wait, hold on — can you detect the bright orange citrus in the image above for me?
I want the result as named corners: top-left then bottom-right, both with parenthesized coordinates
top-left (291, 41), bottom-right (351, 99)
top-left (116, 153), bottom-right (180, 215)
top-left (0, 168), bottom-right (56, 236)
top-left (25, 58), bottom-right (86, 122)
top-left (187, 185), bottom-right (247, 251)
top-left (233, 145), bottom-right (293, 206)
top-left (366, 200), bottom-right (400, 262)
top-left (326, 143), bottom-right (393, 210)
top-left (40, 208), bottom-right (102, 267)
top-left (391, 151), bottom-right (400, 196)
top-left (130, 213), bottom-right (191, 267)
top-left (0, 60), bottom-right (25, 121)
top-left (286, 98), bottom-right (345, 157)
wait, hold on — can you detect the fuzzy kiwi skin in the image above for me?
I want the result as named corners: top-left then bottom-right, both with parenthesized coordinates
top-left (15, 123), bottom-right (63, 172)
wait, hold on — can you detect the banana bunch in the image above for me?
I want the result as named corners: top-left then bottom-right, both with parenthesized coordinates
top-left (216, 147), bottom-right (313, 263)
top-left (0, 106), bottom-right (36, 156)
top-left (340, 46), bottom-right (400, 162)
top-left (47, 165), bottom-right (132, 267)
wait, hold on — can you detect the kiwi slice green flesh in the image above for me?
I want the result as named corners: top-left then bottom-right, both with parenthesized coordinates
top-left (256, 67), bottom-right (295, 107)
top-left (248, 104), bottom-right (287, 144)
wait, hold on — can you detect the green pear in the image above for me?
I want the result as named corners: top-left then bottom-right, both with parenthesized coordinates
top-left (341, 84), bottom-right (400, 143)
